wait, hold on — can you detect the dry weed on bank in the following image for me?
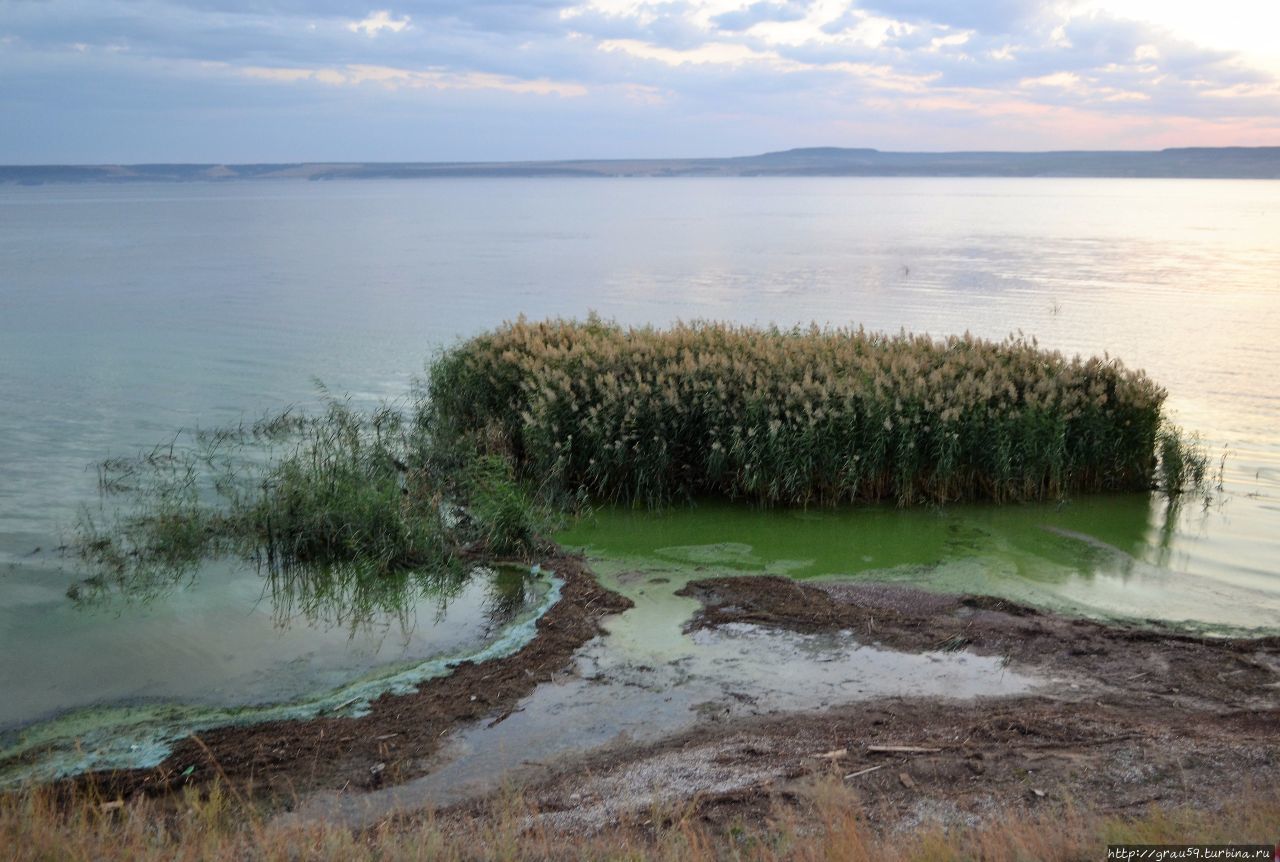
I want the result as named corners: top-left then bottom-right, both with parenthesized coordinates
top-left (5, 779), bottom-right (1274, 862)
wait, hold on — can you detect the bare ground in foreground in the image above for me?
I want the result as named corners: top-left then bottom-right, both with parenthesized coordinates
top-left (434, 575), bottom-right (1280, 837)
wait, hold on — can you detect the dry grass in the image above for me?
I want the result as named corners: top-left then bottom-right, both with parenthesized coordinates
top-left (6, 779), bottom-right (1274, 861)
top-left (427, 317), bottom-right (1199, 508)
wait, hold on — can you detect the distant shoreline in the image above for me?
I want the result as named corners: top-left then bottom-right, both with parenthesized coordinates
top-left (4, 145), bottom-right (1280, 184)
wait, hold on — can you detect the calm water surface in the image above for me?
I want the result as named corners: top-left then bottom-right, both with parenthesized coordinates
top-left (1, 177), bottom-right (1278, 754)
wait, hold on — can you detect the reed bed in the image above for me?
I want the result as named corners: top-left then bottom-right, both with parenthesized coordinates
top-left (428, 318), bottom-right (1195, 507)
top-left (73, 318), bottom-right (1206, 601)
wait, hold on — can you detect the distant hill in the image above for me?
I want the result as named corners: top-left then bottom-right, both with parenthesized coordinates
top-left (3, 147), bottom-right (1279, 183)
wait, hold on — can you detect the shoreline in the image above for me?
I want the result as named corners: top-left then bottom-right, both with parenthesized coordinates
top-left (413, 575), bottom-right (1280, 836)
top-left (48, 553), bottom-right (630, 802)
top-left (27, 560), bottom-right (1278, 838)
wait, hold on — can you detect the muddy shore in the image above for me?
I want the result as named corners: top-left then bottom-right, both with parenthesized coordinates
top-left (57, 567), bottom-right (1280, 836)
top-left (476, 576), bottom-right (1280, 834)
top-left (681, 576), bottom-right (1280, 711)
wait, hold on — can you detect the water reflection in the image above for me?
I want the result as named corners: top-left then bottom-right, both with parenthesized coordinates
top-left (0, 566), bottom-right (560, 784)
top-left (262, 560), bottom-right (467, 635)
top-left (0, 557), bottom-right (544, 735)
top-left (482, 565), bottom-right (534, 627)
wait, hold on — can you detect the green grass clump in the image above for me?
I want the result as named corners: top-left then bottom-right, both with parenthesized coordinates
top-left (240, 400), bottom-right (447, 576)
top-left (1155, 423), bottom-right (1209, 496)
top-left (73, 392), bottom-right (553, 612)
top-left (462, 454), bottom-right (547, 557)
top-left (427, 317), bottom-right (1196, 507)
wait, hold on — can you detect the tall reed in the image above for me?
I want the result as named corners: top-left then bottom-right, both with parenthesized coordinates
top-left (427, 317), bottom-right (1197, 507)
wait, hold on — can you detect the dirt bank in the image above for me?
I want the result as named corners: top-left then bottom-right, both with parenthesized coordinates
top-left (680, 576), bottom-right (1280, 711)
top-left (457, 576), bottom-right (1280, 835)
top-left (481, 692), bottom-right (1279, 837)
top-left (65, 553), bottom-right (630, 801)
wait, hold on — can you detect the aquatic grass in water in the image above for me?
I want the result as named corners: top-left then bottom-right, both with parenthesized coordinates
top-left (242, 399), bottom-right (447, 576)
top-left (462, 455), bottom-right (548, 557)
top-left (1155, 424), bottom-right (1209, 496)
top-left (428, 318), bottom-right (1208, 508)
top-left (72, 318), bottom-right (1208, 605)
top-left (72, 391), bottom-right (555, 609)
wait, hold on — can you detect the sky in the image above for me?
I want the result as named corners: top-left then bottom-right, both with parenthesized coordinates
top-left (2, 0), bottom-right (1279, 163)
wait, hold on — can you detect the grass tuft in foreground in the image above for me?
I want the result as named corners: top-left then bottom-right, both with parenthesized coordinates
top-left (428, 317), bottom-right (1208, 507)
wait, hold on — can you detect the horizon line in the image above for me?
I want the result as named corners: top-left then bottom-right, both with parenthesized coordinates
top-left (3, 143), bottom-right (1280, 169)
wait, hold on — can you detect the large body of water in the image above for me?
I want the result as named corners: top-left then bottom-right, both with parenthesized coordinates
top-left (2, 177), bottom-right (1278, 771)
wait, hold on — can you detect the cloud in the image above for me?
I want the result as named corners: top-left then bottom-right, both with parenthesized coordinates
top-left (347, 11), bottom-right (411, 37)
top-left (0, 0), bottom-right (1277, 161)
top-left (712, 1), bottom-right (813, 33)
top-left (853, 0), bottom-right (1044, 34)
top-left (237, 61), bottom-right (587, 96)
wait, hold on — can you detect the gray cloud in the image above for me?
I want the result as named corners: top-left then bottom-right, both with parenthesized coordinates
top-left (852, 0), bottom-right (1044, 33)
top-left (0, 0), bottom-right (1276, 161)
top-left (712, 1), bottom-right (813, 32)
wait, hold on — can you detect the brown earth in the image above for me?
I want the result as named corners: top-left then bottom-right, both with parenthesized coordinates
top-left (680, 576), bottom-right (1280, 712)
top-left (484, 693), bottom-right (1280, 838)
top-left (460, 576), bottom-right (1280, 835)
